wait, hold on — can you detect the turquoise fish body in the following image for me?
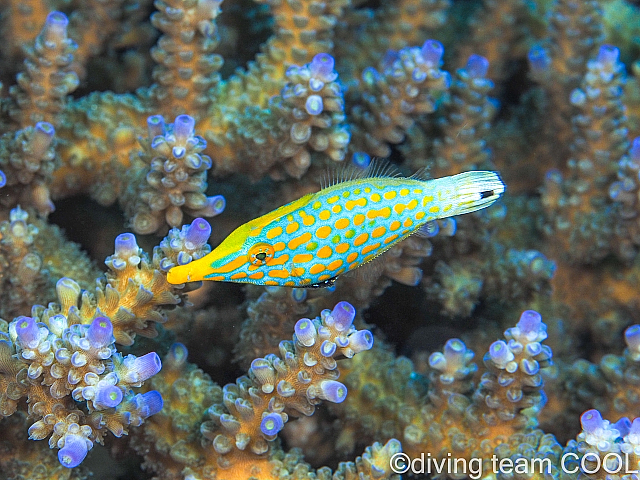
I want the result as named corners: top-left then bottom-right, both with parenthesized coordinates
top-left (166, 171), bottom-right (505, 287)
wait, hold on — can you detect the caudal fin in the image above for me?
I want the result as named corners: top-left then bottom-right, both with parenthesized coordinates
top-left (450, 171), bottom-right (505, 215)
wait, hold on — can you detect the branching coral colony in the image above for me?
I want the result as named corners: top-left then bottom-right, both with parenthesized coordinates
top-left (0, 0), bottom-right (640, 479)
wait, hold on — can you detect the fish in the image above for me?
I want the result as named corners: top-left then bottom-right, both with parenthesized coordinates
top-left (166, 167), bottom-right (505, 287)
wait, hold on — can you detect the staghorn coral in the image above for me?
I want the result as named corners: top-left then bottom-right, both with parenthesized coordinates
top-left (0, 212), bottom-right (213, 468)
top-left (1, 0), bottom-right (640, 479)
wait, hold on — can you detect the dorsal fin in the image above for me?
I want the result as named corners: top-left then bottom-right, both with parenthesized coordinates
top-left (320, 158), bottom-right (403, 189)
top-left (408, 165), bottom-right (432, 181)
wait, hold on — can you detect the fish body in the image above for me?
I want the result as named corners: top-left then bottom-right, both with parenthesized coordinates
top-left (166, 170), bottom-right (505, 287)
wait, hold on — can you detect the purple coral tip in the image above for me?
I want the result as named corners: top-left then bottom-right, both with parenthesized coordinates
top-left (168, 342), bottom-right (188, 367)
top-left (625, 325), bottom-right (640, 351)
top-left (114, 233), bottom-right (138, 259)
top-left (466, 54), bottom-right (489, 79)
top-left (185, 218), bottom-right (212, 248)
top-left (46, 11), bottom-right (69, 28)
top-left (528, 45), bottom-right (551, 73)
top-left (95, 384), bottom-right (123, 408)
top-left (381, 50), bottom-right (400, 70)
top-left (35, 121), bottom-right (55, 138)
top-left (32, 122), bottom-right (55, 157)
top-left (138, 390), bottom-right (164, 417)
top-left (614, 417), bottom-right (631, 438)
top-left (174, 115), bottom-right (195, 143)
top-left (260, 413), bottom-right (284, 436)
top-left (630, 418), bottom-right (640, 437)
top-left (44, 12), bottom-right (69, 42)
top-left (147, 115), bottom-right (165, 138)
top-left (489, 340), bottom-right (513, 365)
top-left (138, 352), bottom-right (163, 378)
top-left (15, 316), bottom-right (39, 347)
top-left (517, 310), bottom-right (544, 336)
top-left (291, 288), bottom-right (307, 302)
top-left (294, 318), bottom-right (317, 347)
top-left (330, 301), bottom-right (356, 331)
top-left (597, 45), bottom-right (620, 67)
top-left (197, 195), bottom-right (225, 218)
top-left (305, 95), bottom-right (324, 115)
top-left (0, 170), bottom-right (6, 188)
top-left (320, 340), bottom-right (337, 357)
top-left (420, 40), bottom-right (444, 66)
top-left (347, 329), bottom-right (374, 354)
top-left (310, 53), bottom-right (335, 79)
top-left (58, 434), bottom-right (88, 468)
top-left (581, 409), bottom-right (604, 434)
top-left (444, 338), bottom-right (467, 360)
top-left (630, 137), bottom-right (640, 161)
top-left (131, 352), bottom-right (162, 382)
top-left (352, 151), bottom-right (371, 168)
top-left (319, 380), bottom-right (348, 403)
top-left (87, 316), bottom-right (113, 348)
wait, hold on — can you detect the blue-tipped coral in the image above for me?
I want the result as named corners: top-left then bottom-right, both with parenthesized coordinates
top-left (122, 114), bottom-right (224, 235)
top-left (0, 216), bottom-right (218, 467)
top-left (201, 301), bottom-right (373, 468)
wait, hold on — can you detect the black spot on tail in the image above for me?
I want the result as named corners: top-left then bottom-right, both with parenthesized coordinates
top-left (480, 190), bottom-right (494, 199)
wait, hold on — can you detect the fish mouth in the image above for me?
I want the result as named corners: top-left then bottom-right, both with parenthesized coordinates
top-left (166, 263), bottom-right (200, 284)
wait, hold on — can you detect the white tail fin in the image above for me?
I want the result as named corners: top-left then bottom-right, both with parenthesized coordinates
top-left (450, 171), bottom-right (505, 215)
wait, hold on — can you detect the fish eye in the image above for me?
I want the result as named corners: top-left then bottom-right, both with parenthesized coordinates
top-left (248, 243), bottom-right (275, 266)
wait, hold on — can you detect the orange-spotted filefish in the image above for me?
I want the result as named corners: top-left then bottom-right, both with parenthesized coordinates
top-left (166, 167), bottom-right (505, 287)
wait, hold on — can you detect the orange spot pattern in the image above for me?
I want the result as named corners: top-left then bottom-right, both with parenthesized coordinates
top-left (269, 254), bottom-right (289, 266)
top-left (372, 226), bottom-right (386, 238)
top-left (334, 218), bottom-right (349, 229)
top-left (266, 226), bottom-right (282, 239)
top-left (367, 207), bottom-right (391, 220)
top-left (336, 243), bottom-right (350, 253)
top-left (384, 234), bottom-right (399, 244)
top-left (422, 195), bottom-right (434, 206)
top-left (293, 253), bottom-right (313, 263)
top-left (286, 222), bottom-right (299, 234)
top-left (268, 269), bottom-right (289, 279)
top-left (288, 232), bottom-right (311, 250)
top-left (316, 226), bottom-right (332, 239)
top-left (354, 233), bottom-right (369, 246)
top-left (345, 198), bottom-right (367, 210)
top-left (362, 242), bottom-right (381, 255)
top-left (310, 264), bottom-right (325, 274)
top-left (328, 259), bottom-right (343, 270)
top-left (317, 246), bottom-right (332, 258)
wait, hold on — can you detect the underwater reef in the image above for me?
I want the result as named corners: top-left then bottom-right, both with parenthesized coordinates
top-left (1, 0), bottom-right (640, 478)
